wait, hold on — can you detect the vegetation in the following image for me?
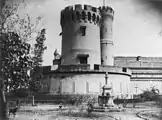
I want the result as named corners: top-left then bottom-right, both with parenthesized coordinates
top-left (0, 0), bottom-right (46, 118)
top-left (59, 110), bottom-right (105, 119)
top-left (140, 86), bottom-right (160, 101)
top-left (1, 32), bottom-right (32, 92)
top-left (29, 28), bottom-right (47, 93)
top-left (60, 94), bottom-right (98, 106)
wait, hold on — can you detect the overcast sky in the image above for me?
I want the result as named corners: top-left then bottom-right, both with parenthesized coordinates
top-left (4, 0), bottom-right (162, 65)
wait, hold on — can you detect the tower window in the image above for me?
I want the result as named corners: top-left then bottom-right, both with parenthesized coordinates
top-left (77, 54), bottom-right (89, 64)
top-left (88, 12), bottom-right (91, 21)
top-left (79, 57), bottom-right (87, 64)
top-left (122, 67), bottom-right (127, 72)
top-left (92, 14), bottom-right (96, 22)
top-left (84, 5), bottom-right (87, 10)
top-left (101, 59), bottom-right (104, 64)
top-left (72, 12), bottom-right (75, 21)
top-left (82, 11), bottom-right (86, 21)
top-left (76, 11), bottom-right (80, 20)
top-left (92, 7), bottom-right (96, 12)
top-left (105, 28), bottom-right (107, 32)
top-left (80, 26), bottom-right (86, 36)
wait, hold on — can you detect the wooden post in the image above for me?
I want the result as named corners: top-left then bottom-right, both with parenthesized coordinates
top-left (0, 83), bottom-right (4, 120)
top-left (32, 96), bottom-right (35, 106)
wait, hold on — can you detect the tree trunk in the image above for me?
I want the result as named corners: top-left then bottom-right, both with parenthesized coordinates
top-left (0, 44), bottom-right (6, 119)
top-left (0, 87), bottom-right (4, 120)
top-left (0, 78), bottom-right (8, 120)
top-left (0, 0), bottom-right (9, 119)
top-left (32, 95), bottom-right (35, 106)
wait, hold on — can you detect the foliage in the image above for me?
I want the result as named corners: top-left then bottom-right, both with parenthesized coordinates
top-left (32, 28), bottom-right (47, 67)
top-left (140, 86), bottom-right (160, 101)
top-left (64, 94), bottom-right (98, 106)
top-left (59, 110), bottom-right (105, 119)
top-left (1, 32), bottom-right (32, 92)
top-left (0, 1), bottom-right (44, 119)
top-left (29, 67), bottom-right (43, 93)
top-left (33, 94), bottom-right (98, 105)
top-left (0, 1), bottom-right (46, 93)
top-left (0, 0), bottom-right (42, 42)
top-left (29, 28), bottom-right (47, 93)
top-left (14, 88), bottom-right (30, 98)
top-left (87, 102), bottom-right (93, 114)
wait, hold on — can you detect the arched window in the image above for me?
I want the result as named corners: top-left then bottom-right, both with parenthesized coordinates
top-left (97, 15), bottom-right (100, 23)
top-left (72, 12), bottom-right (75, 21)
top-left (88, 12), bottom-right (91, 21)
top-left (82, 11), bottom-right (86, 21)
top-left (61, 14), bottom-right (65, 24)
top-left (92, 14), bottom-right (96, 22)
top-left (76, 11), bottom-right (80, 20)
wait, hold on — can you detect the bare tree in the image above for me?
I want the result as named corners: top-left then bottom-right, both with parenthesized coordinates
top-left (1, 0), bottom-right (42, 42)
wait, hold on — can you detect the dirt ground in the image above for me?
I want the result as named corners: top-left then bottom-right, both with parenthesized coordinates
top-left (8, 102), bottom-right (161, 120)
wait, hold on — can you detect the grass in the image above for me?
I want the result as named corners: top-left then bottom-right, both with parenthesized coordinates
top-left (58, 111), bottom-right (106, 119)
top-left (14, 101), bottom-right (162, 120)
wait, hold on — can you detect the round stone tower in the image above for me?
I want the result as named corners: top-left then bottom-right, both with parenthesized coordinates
top-left (60, 4), bottom-right (101, 69)
top-left (99, 6), bottom-right (114, 66)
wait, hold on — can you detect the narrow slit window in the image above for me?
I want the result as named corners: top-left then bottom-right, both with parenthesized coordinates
top-left (73, 81), bottom-right (75, 93)
top-left (80, 26), bottom-right (86, 36)
top-left (86, 81), bottom-right (89, 93)
top-left (105, 28), bottom-right (107, 32)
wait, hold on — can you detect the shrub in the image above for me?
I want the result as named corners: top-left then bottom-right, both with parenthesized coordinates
top-left (13, 88), bottom-right (30, 98)
top-left (140, 87), bottom-right (159, 101)
top-left (64, 94), bottom-right (98, 106)
top-left (59, 110), bottom-right (104, 118)
top-left (30, 93), bottom-right (98, 105)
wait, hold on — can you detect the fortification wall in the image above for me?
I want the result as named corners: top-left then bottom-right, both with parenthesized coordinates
top-left (61, 4), bottom-right (101, 27)
top-left (45, 72), bottom-right (130, 98)
top-left (114, 56), bottom-right (162, 68)
top-left (99, 6), bottom-right (114, 19)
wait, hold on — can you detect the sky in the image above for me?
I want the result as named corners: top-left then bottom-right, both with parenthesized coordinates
top-left (2, 0), bottom-right (162, 65)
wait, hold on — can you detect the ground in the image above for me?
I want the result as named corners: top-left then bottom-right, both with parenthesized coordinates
top-left (8, 101), bottom-right (162, 120)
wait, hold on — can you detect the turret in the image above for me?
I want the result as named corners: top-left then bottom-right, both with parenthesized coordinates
top-left (99, 6), bottom-right (114, 66)
top-left (60, 4), bottom-right (101, 69)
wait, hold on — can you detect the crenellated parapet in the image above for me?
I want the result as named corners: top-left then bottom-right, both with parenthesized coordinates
top-left (99, 6), bottom-right (114, 19)
top-left (61, 4), bottom-right (102, 27)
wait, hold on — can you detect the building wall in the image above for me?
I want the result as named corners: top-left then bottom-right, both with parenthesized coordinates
top-left (114, 56), bottom-right (162, 68)
top-left (41, 75), bottom-right (51, 93)
top-left (100, 6), bottom-right (114, 66)
top-left (114, 56), bottom-right (162, 94)
top-left (44, 72), bottom-right (131, 98)
top-left (61, 22), bottom-right (101, 69)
